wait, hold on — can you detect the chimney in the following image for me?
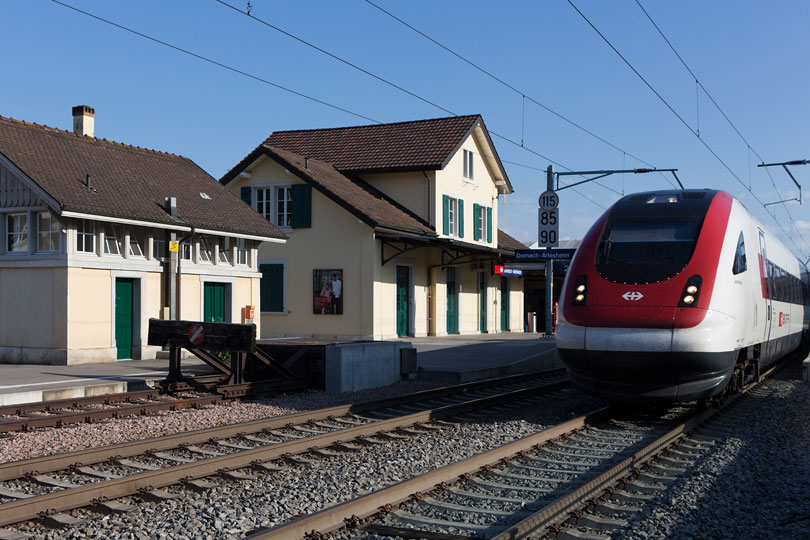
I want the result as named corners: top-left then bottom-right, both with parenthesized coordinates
top-left (72, 105), bottom-right (95, 138)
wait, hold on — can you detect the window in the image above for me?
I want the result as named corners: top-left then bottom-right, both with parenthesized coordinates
top-left (474, 204), bottom-right (490, 242)
top-left (76, 219), bottom-right (95, 253)
top-left (152, 236), bottom-right (165, 260)
top-left (199, 236), bottom-right (212, 263)
top-left (36, 212), bottom-right (60, 252)
top-left (256, 186), bottom-right (293, 228)
top-left (732, 232), bottom-right (747, 275)
top-left (6, 213), bottom-right (28, 253)
top-left (180, 241), bottom-right (192, 261)
top-left (236, 238), bottom-right (248, 265)
top-left (276, 187), bottom-right (291, 228)
top-left (129, 229), bottom-right (145, 257)
top-left (442, 195), bottom-right (464, 237)
top-left (104, 225), bottom-right (122, 255)
top-left (218, 238), bottom-right (231, 264)
top-left (463, 149), bottom-right (474, 181)
top-left (260, 263), bottom-right (284, 312)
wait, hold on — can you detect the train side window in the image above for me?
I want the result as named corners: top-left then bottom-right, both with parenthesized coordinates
top-left (732, 232), bottom-right (747, 275)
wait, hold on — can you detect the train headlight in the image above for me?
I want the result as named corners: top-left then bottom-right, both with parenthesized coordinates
top-left (678, 275), bottom-right (703, 308)
top-left (572, 275), bottom-right (587, 305)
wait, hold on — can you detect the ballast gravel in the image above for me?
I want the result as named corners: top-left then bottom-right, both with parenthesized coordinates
top-left (616, 372), bottom-right (810, 540)
top-left (11, 387), bottom-right (604, 539)
top-left (0, 380), bottom-right (440, 463)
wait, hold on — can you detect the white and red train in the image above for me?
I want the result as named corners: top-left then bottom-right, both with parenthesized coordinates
top-left (557, 189), bottom-right (810, 402)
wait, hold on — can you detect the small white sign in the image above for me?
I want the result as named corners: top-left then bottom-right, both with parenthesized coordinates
top-left (539, 190), bottom-right (559, 211)
top-left (537, 208), bottom-right (559, 248)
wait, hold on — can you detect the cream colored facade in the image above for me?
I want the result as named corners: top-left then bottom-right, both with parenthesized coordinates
top-left (0, 160), bottom-right (269, 364)
top-left (229, 125), bottom-right (524, 340)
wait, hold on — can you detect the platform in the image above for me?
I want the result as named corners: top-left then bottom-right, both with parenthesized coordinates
top-left (0, 333), bottom-right (561, 406)
top-left (402, 332), bottom-right (560, 384)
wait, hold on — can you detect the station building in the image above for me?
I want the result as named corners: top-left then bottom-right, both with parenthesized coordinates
top-left (0, 107), bottom-right (285, 364)
top-left (222, 115), bottom-right (525, 340)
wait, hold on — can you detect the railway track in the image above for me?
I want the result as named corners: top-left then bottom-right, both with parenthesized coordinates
top-left (0, 369), bottom-right (569, 533)
top-left (245, 361), bottom-right (792, 540)
top-left (0, 389), bottom-right (223, 434)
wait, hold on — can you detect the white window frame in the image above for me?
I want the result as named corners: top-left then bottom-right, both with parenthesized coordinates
top-left (198, 236), bottom-right (212, 264)
top-left (253, 184), bottom-right (293, 230)
top-left (128, 228), bottom-right (145, 258)
top-left (447, 196), bottom-right (459, 237)
top-left (180, 240), bottom-right (192, 261)
top-left (6, 212), bottom-right (28, 254)
top-left (218, 237), bottom-right (232, 265)
top-left (103, 224), bottom-right (123, 256)
top-left (236, 238), bottom-right (248, 266)
top-left (476, 205), bottom-right (488, 243)
top-left (76, 219), bottom-right (95, 254)
top-left (463, 149), bottom-right (474, 181)
top-left (36, 211), bottom-right (60, 253)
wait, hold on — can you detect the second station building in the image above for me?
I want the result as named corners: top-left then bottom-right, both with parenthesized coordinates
top-left (222, 114), bottom-right (526, 340)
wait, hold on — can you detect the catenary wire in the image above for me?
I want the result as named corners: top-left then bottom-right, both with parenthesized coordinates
top-left (48, 0), bottom-right (612, 210)
top-left (566, 0), bottom-right (807, 256)
top-left (210, 0), bottom-right (623, 198)
top-left (634, 0), bottom-right (810, 252)
top-left (362, 0), bottom-right (677, 190)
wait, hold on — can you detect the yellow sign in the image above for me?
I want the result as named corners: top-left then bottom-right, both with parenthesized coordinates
top-left (169, 241), bottom-right (179, 252)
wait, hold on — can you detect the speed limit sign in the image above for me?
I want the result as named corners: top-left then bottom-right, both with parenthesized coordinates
top-left (538, 190), bottom-right (559, 247)
top-left (539, 190), bottom-right (559, 211)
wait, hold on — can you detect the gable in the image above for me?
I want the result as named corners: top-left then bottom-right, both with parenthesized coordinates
top-left (0, 154), bottom-right (55, 210)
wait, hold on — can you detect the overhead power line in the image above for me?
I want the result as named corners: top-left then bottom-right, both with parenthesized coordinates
top-left (566, 0), bottom-right (808, 257)
top-left (362, 0), bottom-right (677, 190)
top-left (49, 0), bottom-right (380, 124)
top-left (633, 0), bottom-right (810, 254)
top-left (211, 0), bottom-right (625, 200)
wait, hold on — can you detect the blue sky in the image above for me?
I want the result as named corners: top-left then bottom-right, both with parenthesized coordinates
top-left (2, 0), bottom-right (808, 254)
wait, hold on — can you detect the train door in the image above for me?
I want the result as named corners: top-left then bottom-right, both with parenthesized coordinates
top-left (758, 230), bottom-right (772, 359)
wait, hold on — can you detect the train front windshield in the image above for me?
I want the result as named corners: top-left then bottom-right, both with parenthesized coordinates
top-left (596, 217), bottom-right (702, 284)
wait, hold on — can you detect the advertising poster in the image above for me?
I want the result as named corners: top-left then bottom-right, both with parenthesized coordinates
top-left (313, 269), bottom-right (343, 314)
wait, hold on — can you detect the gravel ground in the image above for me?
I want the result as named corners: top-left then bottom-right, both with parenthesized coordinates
top-left (616, 369), bottom-right (810, 539)
top-left (11, 387), bottom-right (605, 539)
top-left (0, 380), bottom-right (441, 463)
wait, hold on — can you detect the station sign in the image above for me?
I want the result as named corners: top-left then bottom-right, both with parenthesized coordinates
top-left (494, 264), bottom-right (523, 276)
top-left (515, 249), bottom-right (576, 261)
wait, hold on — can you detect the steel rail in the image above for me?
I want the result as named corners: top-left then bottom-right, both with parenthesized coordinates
top-left (0, 389), bottom-right (164, 416)
top-left (243, 408), bottom-right (611, 539)
top-left (0, 376), bottom-right (569, 526)
top-left (0, 369), bottom-right (565, 482)
top-left (245, 360), bottom-right (790, 540)
top-left (0, 395), bottom-right (223, 434)
top-left (494, 360), bottom-right (788, 539)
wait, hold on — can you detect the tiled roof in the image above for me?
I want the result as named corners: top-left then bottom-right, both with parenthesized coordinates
top-left (0, 116), bottom-right (285, 240)
top-left (497, 229), bottom-right (527, 252)
top-left (261, 115), bottom-right (482, 173)
top-left (263, 146), bottom-right (435, 236)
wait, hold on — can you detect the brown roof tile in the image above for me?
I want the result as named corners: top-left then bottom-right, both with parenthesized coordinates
top-left (262, 115), bottom-right (481, 173)
top-left (263, 146), bottom-right (435, 236)
top-left (0, 116), bottom-right (285, 239)
top-left (497, 229), bottom-right (527, 252)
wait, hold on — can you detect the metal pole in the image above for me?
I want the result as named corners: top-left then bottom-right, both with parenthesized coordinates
top-left (545, 165), bottom-right (554, 336)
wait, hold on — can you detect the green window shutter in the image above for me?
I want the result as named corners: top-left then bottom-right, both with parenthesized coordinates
top-left (290, 184), bottom-right (312, 228)
top-left (442, 195), bottom-right (449, 235)
top-left (240, 187), bottom-right (252, 206)
top-left (260, 264), bottom-right (284, 312)
top-left (473, 203), bottom-right (480, 241)
top-left (458, 199), bottom-right (464, 238)
top-left (486, 207), bottom-right (492, 243)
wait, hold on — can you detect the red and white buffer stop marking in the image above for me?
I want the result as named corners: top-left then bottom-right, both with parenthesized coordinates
top-left (187, 324), bottom-right (205, 346)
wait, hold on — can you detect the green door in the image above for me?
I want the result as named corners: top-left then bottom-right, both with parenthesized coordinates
top-left (479, 272), bottom-right (487, 333)
top-left (446, 267), bottom-right (458, 335)
top-left (115, 279), bottom-right (134, 360)
top-left (500, 276), bottom-right (509, 331)
top-left (204, 283), bottom-right (227, 322)
top-left (396, 266), bottom-right (410, 337)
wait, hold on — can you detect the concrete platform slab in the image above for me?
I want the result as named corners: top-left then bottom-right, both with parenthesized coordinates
top-left (0, 357), bottom-right (216, 406)
top-left (390, 333), bottom-right (560, 384)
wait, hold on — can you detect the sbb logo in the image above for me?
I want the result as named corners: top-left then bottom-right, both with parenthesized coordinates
top-left (622, 291), bottom-right (644, 301)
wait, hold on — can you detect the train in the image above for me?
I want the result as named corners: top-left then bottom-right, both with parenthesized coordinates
top-left (557, 189), bottom-right (810, 402)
